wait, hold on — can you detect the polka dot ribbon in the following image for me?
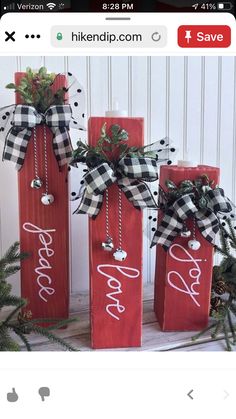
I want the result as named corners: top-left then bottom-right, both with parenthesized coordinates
top-left (0, 72), bottom-right (86, 168)
top-left (71, 137), bottom-right (178, 219)
top-left (151, 187), bottom-right (233, 250)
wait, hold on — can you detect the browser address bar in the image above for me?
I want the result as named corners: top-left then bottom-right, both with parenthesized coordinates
top-left (51, 26), bottom-right (167, 48)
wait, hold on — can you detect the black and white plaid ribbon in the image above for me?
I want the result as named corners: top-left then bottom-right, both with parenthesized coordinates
top-left (3, 104), bottom-right (73, 170)
top-left (151, 187), bottom-right (232, 250)
top-left (73, 157), bottom-right (159, 218)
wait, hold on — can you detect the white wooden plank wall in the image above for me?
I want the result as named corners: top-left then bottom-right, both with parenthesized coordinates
top-left (0, 56), bottom-right (236, 295)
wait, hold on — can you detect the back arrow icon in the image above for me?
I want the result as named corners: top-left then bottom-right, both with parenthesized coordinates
top-left (187, 389), bottom-right (194, 400)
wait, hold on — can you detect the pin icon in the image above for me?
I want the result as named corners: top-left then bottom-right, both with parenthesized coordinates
top-left (7, 388), bottom-right (19, 403)
top-left (38, 387), bottom-right (50, 401)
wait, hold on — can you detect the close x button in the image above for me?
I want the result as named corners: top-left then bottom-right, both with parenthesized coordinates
top-left (178, 25), bottom-right (231, 48)
top-left (5, 31), bottom-right (16, 42)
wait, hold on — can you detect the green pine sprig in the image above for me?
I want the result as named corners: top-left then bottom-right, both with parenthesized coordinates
top-left (71, 122), bottom-right (157, 168)
top-left (165, 174), bottom-right (215, 207)
top-left (0, 242), bottom-right (79, 351)
top-left (6, 67), bottom-right (65, 113)
top-left (193, 219), bottom-right (236, 351)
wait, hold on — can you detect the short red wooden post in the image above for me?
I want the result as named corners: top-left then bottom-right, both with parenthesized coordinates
top-left (16, 72), bottom-right (70, 321)
top-left (154, 164), bottom-right (219, 331)
top-left (89, 117), bottom-right (144, 349)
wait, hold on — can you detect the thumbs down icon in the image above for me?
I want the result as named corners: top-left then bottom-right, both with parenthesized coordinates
top-left (39, 387), bottom-right (50, 401)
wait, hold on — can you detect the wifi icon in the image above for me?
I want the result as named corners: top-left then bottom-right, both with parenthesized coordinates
top-left (47, 2), bottom-right (56, 10)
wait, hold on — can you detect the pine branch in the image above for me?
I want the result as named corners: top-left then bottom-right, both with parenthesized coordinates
top-left (223, 323), bottom-right (232, 351)
top-left (227, 310), bottom-right (236, 343)
top-left (0, 327), bottom-right (20, 351)
top-left (211, 320), bottom-right (224, 338)
top-left (10, 326), bottom-right (32, 351)
top-left (214, 244), bottom-right (229, 258)
top-left (3, 266), bottom-right (22, 278)
top-left (219, 225), bottom-right (230, 256)
top-left (0, 242), bottom-right (28, 281)
top-left (45, 318), bottom-right (77, 331)
top-left (227, 218), bottom-right (236, 244)
top-left (28, 324), bottom-right (78, 351)
top-left (1, 242), bottom-right (26, 265)
top-left (192, 323), bottom-right (216, 341)
top-left (0, 295), bottom-right (25, 309)
top-left (0, 242), bottom-right (80, 352)
top-left (2, 300), bottom-right (26, 325)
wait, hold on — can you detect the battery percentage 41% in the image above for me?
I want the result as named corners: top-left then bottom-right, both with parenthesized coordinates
top-left (192, 3), bottom-right (217, 10)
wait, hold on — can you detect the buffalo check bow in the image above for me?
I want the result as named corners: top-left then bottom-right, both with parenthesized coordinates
top-left (151, 187), bottom-right (232, 250)
top-left (73, 157), bottom-right (159, 218)
top-left (3, 104), bottom-right (73, 170)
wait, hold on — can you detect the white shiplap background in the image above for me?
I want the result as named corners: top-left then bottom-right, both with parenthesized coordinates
top-left (0, 56), bottom-right (236, 297)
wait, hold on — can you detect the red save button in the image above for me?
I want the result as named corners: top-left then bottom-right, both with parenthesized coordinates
top-left (178, 25), bottom-right (231, 48)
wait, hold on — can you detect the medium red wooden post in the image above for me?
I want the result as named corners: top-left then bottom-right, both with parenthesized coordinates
top-left (89, 117), bottom-right (144, 349)
top-left (154, 164), bottom-right (219, 331)
top-left (16, 72), bottom-right (69, 321)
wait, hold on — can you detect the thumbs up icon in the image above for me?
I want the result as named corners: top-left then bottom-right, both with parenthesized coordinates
top-left (7, 388), bottom-right (19, 403)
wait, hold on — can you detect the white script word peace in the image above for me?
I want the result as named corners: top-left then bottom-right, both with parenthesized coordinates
top-left (167, 243), bottom-right (206, 307)
top-left (97, 264), bottom-right (140, 321)
top-left (23, 222), bottom-right (56, 303)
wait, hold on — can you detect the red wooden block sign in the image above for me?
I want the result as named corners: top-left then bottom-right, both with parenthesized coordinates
top-left (16, 72), bottom-right (69, 321)
top-left (154, 165), bottom-right (219, 331)
top-left (89, 117), bottom-right (143, 349)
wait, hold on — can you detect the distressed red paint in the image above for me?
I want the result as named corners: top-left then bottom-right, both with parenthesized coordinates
top-left (154, 165), bottom-right (219, 331)
top-left (16, 73), bottom-right (69, 321)
top-left (89, 117), bottom-right (143, 349)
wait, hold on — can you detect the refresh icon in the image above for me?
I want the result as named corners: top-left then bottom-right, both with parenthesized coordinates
top-left (152, 31), bottom-right (162, 42)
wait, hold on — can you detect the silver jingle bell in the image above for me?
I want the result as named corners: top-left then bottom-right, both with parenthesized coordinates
top-left (30, 177), bottom-right (43, 189)
top-left (188, 239), bottom-right (201, 251)
top-left (102, 237), bottom-right (114, 252)
top-left (180, 229), bottom-right (191, 238)
top-left (113, 248), bottom-right (127, 262)
top-left (41, 193), bottom-right (55, 205)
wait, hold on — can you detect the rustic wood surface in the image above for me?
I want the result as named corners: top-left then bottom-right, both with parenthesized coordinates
top-left (10, 285), bottom-right (235, 352)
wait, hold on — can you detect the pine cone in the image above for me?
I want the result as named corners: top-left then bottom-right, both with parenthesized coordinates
top-left (214, 280), bottom-right (227, 295)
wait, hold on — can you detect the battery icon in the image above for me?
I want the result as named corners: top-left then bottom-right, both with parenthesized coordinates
top-left (217, 2), bottom-right (233, 10)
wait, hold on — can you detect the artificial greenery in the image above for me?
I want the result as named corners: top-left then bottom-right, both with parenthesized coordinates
top-left (192, 218), bottom-right (236, 351)
top-left (0, 242), bottom-right (78, 351)
top-left (6, 67), bottom-right (66, 113)
top-left (165, 174), bottom-right (215, 208)
top-left (71, 122), bottom-right (158, 168)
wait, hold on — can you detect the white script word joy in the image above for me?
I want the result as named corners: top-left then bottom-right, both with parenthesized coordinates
top-left (167, 244), bottom-right (207, 307)
top-left (23, 222), bottom-right (56, 303)
top-left (97, 264), bottom-right (140, 321)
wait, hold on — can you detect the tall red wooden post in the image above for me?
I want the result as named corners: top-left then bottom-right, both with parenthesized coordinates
top-left (89, 117), bottom-right (144, 349)
top-left (16, 73), bottom-right (70, 321)
top-left (154, 164), bottom-right (219, 331)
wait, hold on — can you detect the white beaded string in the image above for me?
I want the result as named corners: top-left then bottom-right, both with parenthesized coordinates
top-left (118, 188), bottom-right (123, 250)
top-left (193, 217), bottom-right (196, 241)
top-left (104, 188), bottom-right (123, 249)
top-left (43, 125), bottom-right (49, 195)
top-left (33, 127), bottom-right (39, 179)
top-left (105, 189), bottom-right (111, 240)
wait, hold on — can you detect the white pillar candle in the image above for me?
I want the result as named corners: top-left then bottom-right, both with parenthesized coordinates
top-left (105, 99), bottom-right (128, 117)
top-left (177, 160), bottom-right (198, 167)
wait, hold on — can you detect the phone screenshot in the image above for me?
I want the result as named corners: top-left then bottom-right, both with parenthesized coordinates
top-left (0, 1), bottom-right (235, 417)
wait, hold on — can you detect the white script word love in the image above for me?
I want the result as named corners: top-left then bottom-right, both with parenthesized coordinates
top-left (167, 244), bottom-right (206, 307)
top-left (97, 264), bottom-right (140, 321)
top-left (23, 222), bottom-right (56, 303)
